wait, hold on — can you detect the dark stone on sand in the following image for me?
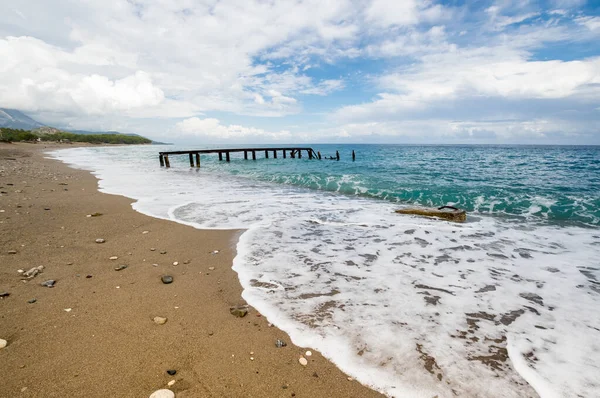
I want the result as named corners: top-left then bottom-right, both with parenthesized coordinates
top-left (161, 275), bottom-right (173, 284)
top-left (28, 298), bottom-right (37, 304)
top-left (167, 370), bottom-right (177, 376)
top-left (0, 292), bottom-right (10, 298)
top-left (44, 207), bottom-right (50, 210)
top-left (41, 280), bottom-right (56, 288)
top-left (275, 339), bottom-right (287, 348)
top-left (86, 275), bottom-right (93, 278)
top-left (230, 306), bottom-right (248, 317)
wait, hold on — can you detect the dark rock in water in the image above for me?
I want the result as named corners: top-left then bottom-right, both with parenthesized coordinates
top-left (475, 285), bottom-right (496, 293)
top-left (395, 206), bottom-right (467, 222)
top-left (275, 339), bottom-right (287, 348)
top-left (41, 280), bottom-right (56, 288)
top-left (230, 306), bottom-right (248, 317)
top-left (161, 275), bottom-right (173, 284)
top-left (520, 293), bottom-right (544, 306)
top-left (28, 298), bottom-right (37, 304)
top-left (0, 292), bottom-right (10, 298)
top-left (167, 369), bottom-right (177, 376)
top-left (114, 265), bottom-right (128, 271)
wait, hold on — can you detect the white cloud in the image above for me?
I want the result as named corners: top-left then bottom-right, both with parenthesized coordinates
top-left (175, 117), bottom-right (292, 140)
top-left (0, 0), bottom-right (358, 120)
top-left (577, 16), bottom-right (600, 32)
top-left (0, 36), bottom-right (164, 115)
top-left (366, 0), bottom-right (420, 27)
top-left (300, 79), bottom-right (345, 95)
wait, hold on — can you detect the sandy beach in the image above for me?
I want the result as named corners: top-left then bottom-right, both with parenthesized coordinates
top-left (0, 142), bottom-right (384, 398)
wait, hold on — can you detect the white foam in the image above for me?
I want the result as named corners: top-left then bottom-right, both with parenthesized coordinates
top-left (51, 146), bottom-right (600, 398)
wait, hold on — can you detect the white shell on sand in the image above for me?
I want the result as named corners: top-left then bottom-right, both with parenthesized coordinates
top-left (305, 351), bottom-right (312, 357)
top-left (149, 389), bottom-right (174, 398)
top-left (109, 256), bottom-right (118, 260)
top-left (298, 357), bottom-right (308, 366)
top-left (167, 380), bottom-right (176, 387)
top-left (153, 316), bottom-right (167, 325)
top-left (0, 339), bottom-right (7, 349)
top-left (95, 238), bottom-right (105, 243)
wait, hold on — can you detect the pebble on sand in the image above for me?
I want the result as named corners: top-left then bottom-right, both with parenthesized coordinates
top-left (299, 357), bottom-right (308, 366)
top-left (0, 292), bottom-right (10, 298)
top-left (172, 262), bottom-right (179, 266)
top-left (229, 306), bottom-right (248, 318)
top-left (208, 267), bottom-right (215, 271)
top-left (114, 265), bottom-right (128, 271)
top-left (153, 316), bottom-right (168, 325)
top-left (0, 339), bottom-right (7, 349)
top-left (305, 351), bottom-right (312, 357)
top-left (142, 230), bottom-right (149, 234)
top-left (167, 380), bottom-right (176, 387)
top-left (166, 369), bottom-right (177, 376)
top-left (275, 339), bottom-right (287, 348)
top-left (23, 266), bottom-right (44, 279)
top-left (109, 256), bottom-right (118, 260)
top-left (95, 238), bottom-right (105, 244)
top-left (7, 250), bottom-right (17, 254)
top-left (161, 275), bottom-right (173, 284)
top-left (40, 280), bottom-right (56, 288)
top-left (149, 389), bottom-right (174, 398)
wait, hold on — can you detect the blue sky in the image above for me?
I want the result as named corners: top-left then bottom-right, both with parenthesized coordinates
top-left (0, 0), bottom-right (599, 144)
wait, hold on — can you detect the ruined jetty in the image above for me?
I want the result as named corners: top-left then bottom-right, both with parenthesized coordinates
top-left (158, 147), bottom-right (318, 167)
top-left (395, 206), bottom-right (467, 222)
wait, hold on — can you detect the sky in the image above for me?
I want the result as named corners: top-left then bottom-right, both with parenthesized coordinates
top-left (0, 0), bottom-right (599, 144)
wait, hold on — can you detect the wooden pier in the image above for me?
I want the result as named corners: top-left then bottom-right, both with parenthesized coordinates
top-left (159, 147), bottom-right (319, 168)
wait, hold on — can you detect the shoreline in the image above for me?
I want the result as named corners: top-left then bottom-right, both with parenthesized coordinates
top-left (0, 142), bottom-right (384, 398)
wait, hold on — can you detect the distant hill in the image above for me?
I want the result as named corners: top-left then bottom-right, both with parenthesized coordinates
top-left (0, 107), bottom-right (169, 144)
top-left (0, 108), bottom-right (45, 130)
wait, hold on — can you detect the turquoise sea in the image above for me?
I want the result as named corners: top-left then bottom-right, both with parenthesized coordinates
top-left (53, 144), bottom-right (600, 398)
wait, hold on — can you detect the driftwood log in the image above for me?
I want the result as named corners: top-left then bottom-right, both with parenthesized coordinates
top-left (395, 205), bottom-right (466, 222)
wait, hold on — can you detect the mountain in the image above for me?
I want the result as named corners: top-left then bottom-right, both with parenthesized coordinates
top-left (0, 108), bottom-right (45, 130)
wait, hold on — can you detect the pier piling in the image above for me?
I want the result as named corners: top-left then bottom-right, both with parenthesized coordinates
top-left (164, 155), bottom-right (170, 168)
top-left (159, 154), bottom-right (165, 167)
top-left (196, 153), bottom-right (200, 168)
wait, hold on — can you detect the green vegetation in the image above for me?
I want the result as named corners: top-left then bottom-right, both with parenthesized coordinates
top-left (0, 128), bottom-right (38, 142)
top-left (0, 127), bottom-right (151, 144)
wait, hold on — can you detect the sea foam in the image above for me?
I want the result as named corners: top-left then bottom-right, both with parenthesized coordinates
top-left (51, 146), bottom-right (600, 398)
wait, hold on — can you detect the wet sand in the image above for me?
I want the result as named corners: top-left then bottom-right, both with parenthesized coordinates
top-left (0, 142), bottom-right (384, 398)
